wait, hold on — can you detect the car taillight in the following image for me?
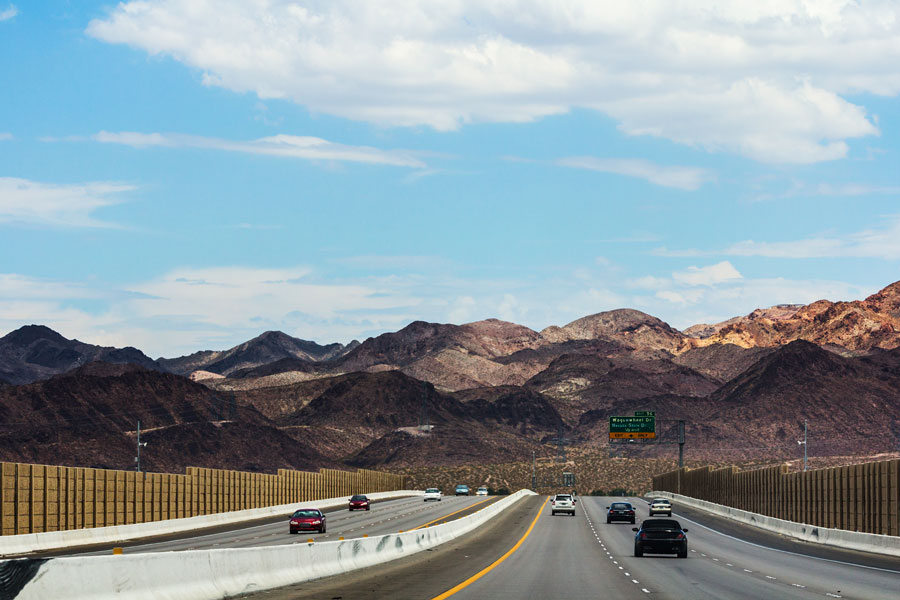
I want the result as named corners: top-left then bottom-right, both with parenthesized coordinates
top-left (640, 532), bottom-right (648, 539)
top-left (675, 533), bottom-right (684, 539)
top-left (627, 510), bottom-right (634, 514)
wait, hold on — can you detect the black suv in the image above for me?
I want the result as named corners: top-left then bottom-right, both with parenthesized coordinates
top-left (606, 502), bottom-right (636, 524)
top-left (633, 518), bottom-right (688, 558)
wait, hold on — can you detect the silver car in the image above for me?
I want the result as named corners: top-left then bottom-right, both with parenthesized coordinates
top-left (649, 498), bottom-right (672, 516)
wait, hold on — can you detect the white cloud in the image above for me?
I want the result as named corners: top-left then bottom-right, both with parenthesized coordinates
top-left (0, 5), bottom-right (17, 22)
top-left (92, 131), bottom-right (425, 168)
top-left (673, 262), bottom-right (743, 286)
top-left (557, 156), bottom-right (711, 190)
top-left (654, 217), bottom-right (900, 261)
top-left (724, 218), bottom-right (900, 260)
top-left (0, 262), bottom-right (880, 357)
top-left (85, 1), bottom-right (896, 163)
top-left (0, 177), bottom-right (133, 228)
top-left (0, 133), bottom-right (12, 141)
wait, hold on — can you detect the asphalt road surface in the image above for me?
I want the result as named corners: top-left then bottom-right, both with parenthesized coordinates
top-left (51, 494), bottom-right (498, 557)
top-left (241, 495), bottom-right (900, 600)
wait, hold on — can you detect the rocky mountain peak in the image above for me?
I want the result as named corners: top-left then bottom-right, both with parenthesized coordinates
top-left (1, 324), bottom-right (69, 347)
top-left (864, 279), bottom-right (900, 317)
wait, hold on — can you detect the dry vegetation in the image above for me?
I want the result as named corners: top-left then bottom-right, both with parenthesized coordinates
top-left (390, 446), bottom-right (900, 496)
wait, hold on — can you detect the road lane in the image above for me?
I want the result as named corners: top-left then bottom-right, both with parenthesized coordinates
top-left (56, 494), bottom-right (498, 556)
top-left (595, 496), bottom-right (900, 600)
top-left (441, 496), bottom-right (639, 600)
top-left (236, 494), bottom-right (900, 599)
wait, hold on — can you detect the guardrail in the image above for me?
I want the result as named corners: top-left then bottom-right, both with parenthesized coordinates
top-left (1, 489), bottom-right (537, 600)
top-left (650, 490), bottom-right (900, 558)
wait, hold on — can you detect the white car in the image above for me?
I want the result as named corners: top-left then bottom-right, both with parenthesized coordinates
top-left (551, 493), bottom-right (575, 516)
top-left (649, 498), bottom-right (672, 516)
top-left (423, 488), bottom-right (443, 501)
top-left (476, 487), bottom-right (488, 496)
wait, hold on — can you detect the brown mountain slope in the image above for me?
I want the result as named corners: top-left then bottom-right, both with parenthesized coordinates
top-left (541, 309), bottom-right (689, 354)
top-left (692, 280), bottom-right (900, 353)
top-left (0, 325), bottom-right (160, 385)
top-left (158, 330), bottom-right (356, 377)
top-left (672, 344), bottom-right (775, 383)
top-left (0, 362), bottom-right (335, 472)
top-left (524, 353), bottom-right (720, 423)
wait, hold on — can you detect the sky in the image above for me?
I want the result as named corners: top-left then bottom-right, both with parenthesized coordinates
top-left (1, 1), bottom-right (899, 358)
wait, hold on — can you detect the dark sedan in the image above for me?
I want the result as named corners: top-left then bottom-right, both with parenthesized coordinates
top-left (289, 508), bottom-right (326, 534)
top-left (349, 494), bottom-right (370, 511)
top-left (606, 501), bottom-right (636, 524)
top-left (633, 518), bottom-right (688, 558)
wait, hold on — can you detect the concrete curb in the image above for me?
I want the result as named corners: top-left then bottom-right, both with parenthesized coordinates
top-left (3, 489), bottom-right (536, 600)
top-left (0, 490), bottom-right (419, 557)
top-left (649, 490), bottom-right (900, 558)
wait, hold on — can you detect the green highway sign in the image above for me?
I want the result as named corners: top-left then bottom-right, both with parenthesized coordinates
top-left (634, 411), bottom-right (655, 417)
top-left (609, 415), bottom-right (656, 439)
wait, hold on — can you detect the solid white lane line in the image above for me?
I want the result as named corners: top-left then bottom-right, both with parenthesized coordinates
top-left (675, 513), bottom-right (900, 575)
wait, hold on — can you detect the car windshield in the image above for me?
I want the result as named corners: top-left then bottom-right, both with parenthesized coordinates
top-left (642, 519), bottom-right (681, 529)
top-left (350, 495), bottom-right (367, 501)
top-left (292, 510), bottom-right (320, 518)
top-left (611, 503), bottom-right (631, 509)
top-left (426, 488), bottom-right (439, 493)
top-left (456, 485), bottom-right (467, 489)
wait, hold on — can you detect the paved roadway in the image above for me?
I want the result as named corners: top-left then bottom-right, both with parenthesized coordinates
top-left (243, 495), bottom-right (900, 600)
top-left (54, 494), bottom-right (499, 557)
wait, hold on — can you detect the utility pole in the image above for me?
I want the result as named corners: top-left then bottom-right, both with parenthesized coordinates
top-left (135, 420), bottom-right (148, 472)
top-left (678, 420), bottom-right (685, 469)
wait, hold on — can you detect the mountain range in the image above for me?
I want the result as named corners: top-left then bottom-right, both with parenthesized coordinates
top-left (2, 279), bottom-right (900, 472)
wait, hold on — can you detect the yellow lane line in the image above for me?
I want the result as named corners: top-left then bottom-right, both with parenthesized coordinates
top-left (430, 496), bottom-right (549, 600)
top-left (412, 497), bottom-right (493, 531)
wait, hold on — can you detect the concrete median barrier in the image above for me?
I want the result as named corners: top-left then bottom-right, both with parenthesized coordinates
top-left (3, 489), bottom-right (536, 600)
top-left (0, 490), bottom-right (419, 558)
top-left (650, 490), bottom-right (900, 558)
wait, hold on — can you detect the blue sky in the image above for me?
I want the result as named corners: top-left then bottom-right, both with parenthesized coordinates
top-left (1, 1), bottom-right (899, 358)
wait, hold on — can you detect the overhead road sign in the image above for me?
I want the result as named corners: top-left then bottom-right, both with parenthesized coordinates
top-left (609, 415), bottom-right (656, 440)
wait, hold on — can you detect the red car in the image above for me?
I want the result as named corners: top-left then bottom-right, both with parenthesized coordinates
top-left (349, 494), bottom-right (370, 511)
top-left (289, 509), bottom-right (326, 534)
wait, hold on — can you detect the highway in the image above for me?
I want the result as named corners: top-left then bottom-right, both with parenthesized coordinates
top-left (53, 494), bottom-right (499, 557)
top-left (241, 495), bottom-right (900, 600)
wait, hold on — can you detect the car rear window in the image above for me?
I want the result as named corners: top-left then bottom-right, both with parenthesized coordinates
top-left (642, 519), bottom-right (681, 529)
top-left (292, 510), bottom-right (321, 518)
top-left (653, 499), bottom-right (670, 504)
top-left (556, 495), bottom-right (572, 501)
top-left (611, 503), bottom-right (631, 509)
